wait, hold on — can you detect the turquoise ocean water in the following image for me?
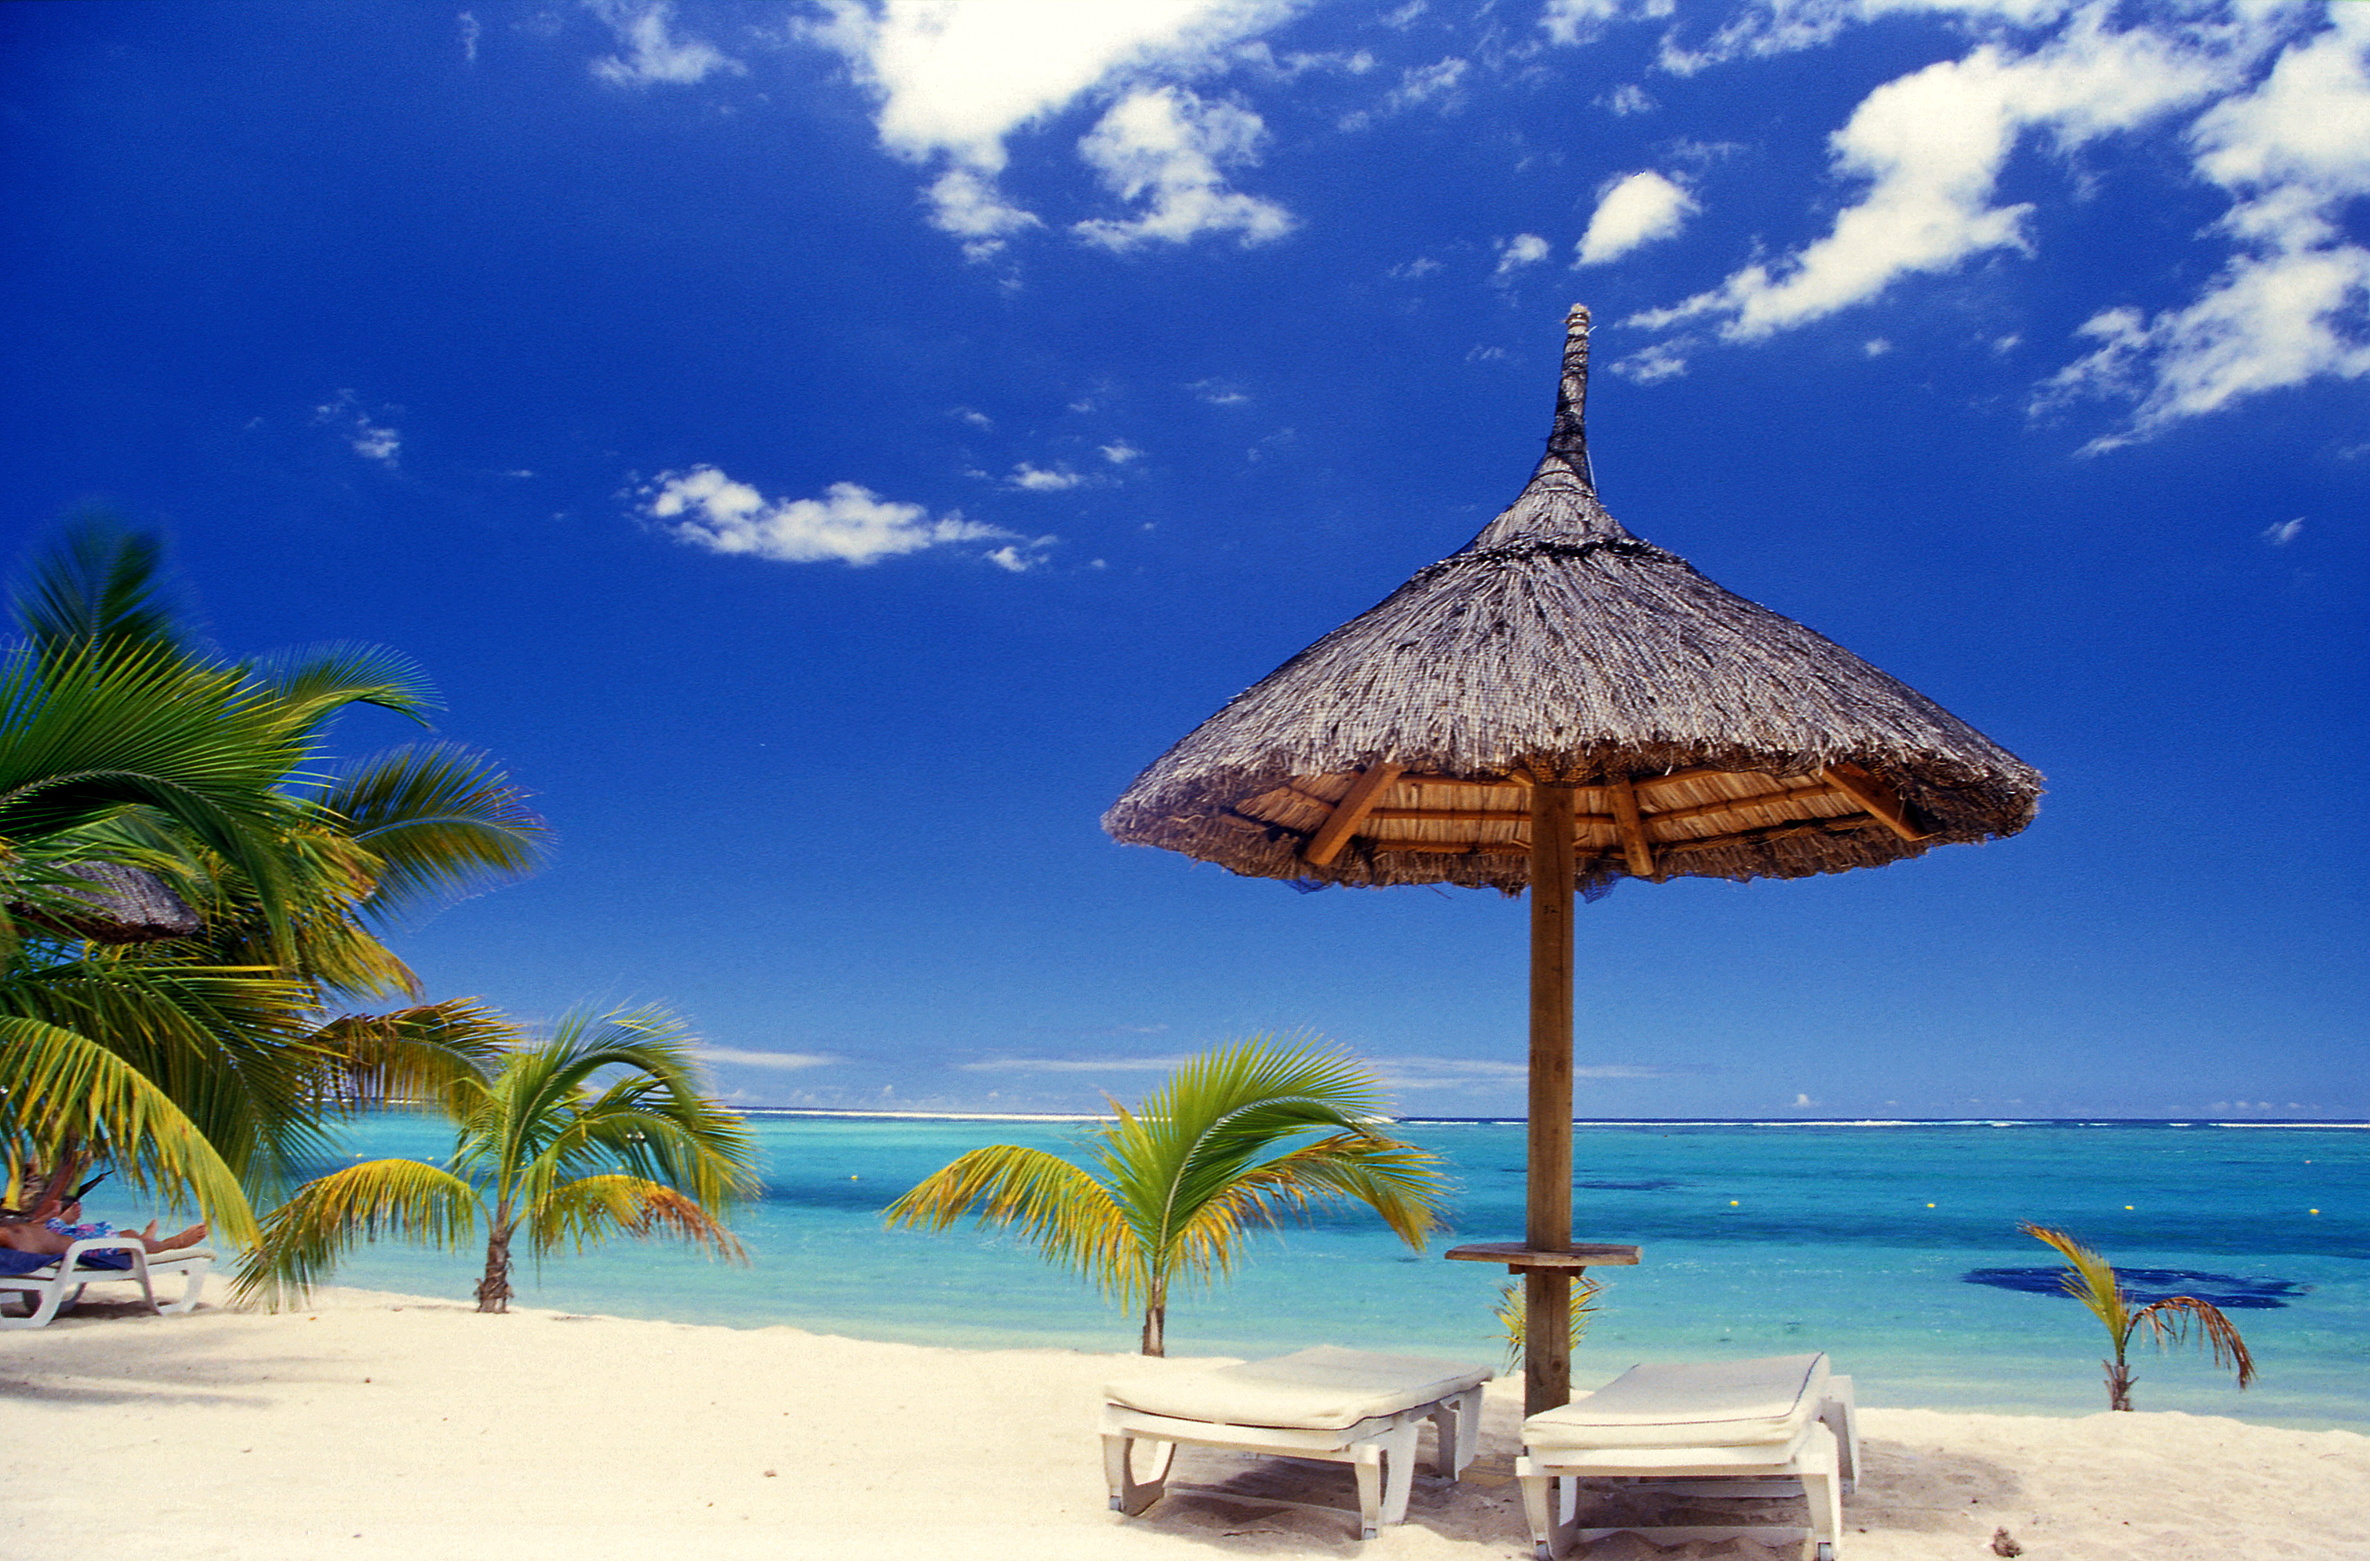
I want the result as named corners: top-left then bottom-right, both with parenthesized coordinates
top-left (307, 1114), bottom-right (2366, 1431)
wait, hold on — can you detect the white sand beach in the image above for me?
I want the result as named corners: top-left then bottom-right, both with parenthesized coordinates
top-left (4, 1287), bottom-right (2365, 1561)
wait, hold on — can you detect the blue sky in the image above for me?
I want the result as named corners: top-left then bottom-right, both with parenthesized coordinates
top-left (3, 0), bottom-right (2363, 1119)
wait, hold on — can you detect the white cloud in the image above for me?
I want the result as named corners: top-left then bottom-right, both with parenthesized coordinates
top-left (1073, 86), bottom-right (1294, 250)
top-left (2039, 12), bottom-right (2370, 440)
top-left (1389, 256), bottom-right (1443, 279)
top-left (1099, 440), bottom-right (1143, 464)
top-left (952, 406), bottom-right (994, 429)
top-left (1369, 1055), bottom-right (1690, 1089)
top-left (1863, 337), bottom-right (1893, 356)
top-left (697, 1047), bottom-right (839, 1071)
top-left (589, 0), bottom-right (742, 88)
top-left (1191, 378), bottom-right (1251, 404)
top-left (1649, 0), bottom-right (2080, 76)
top-left (314, 391), bottom-right (401, 467)
top-left (1631, 21), bottom-right (2225, 339)
top-left (1495, 233), bottom-right (1551, 275)
top-left (1601, 83), bottom-right (1656, 116)
top-left (1541, 0), bottom-right (1673, 49)
top-left (810, 0), bottom-right (1300, 255)
top-left (642, 466), bottom-right (1026, 566)
top-left (1388, 56), bottom-right (1470, 113)
top-left (459, 11), bottom-right (481, 63)
top-left (1575, 170), bottom-right (1698, 265)
top-left (1008, 462), bottom-right (1083, 491)
top-left (1611, 341), bottom-right (1691, 383)
top-left (2262, 518), bottom-right (2305, 545)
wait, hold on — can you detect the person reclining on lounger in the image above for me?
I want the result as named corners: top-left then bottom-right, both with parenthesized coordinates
top-left (0, 1179), bottom-right (207, 1260)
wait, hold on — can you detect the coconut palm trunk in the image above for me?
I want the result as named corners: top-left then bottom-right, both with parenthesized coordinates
top-left (476, 1219), bottom-right (516, 1313)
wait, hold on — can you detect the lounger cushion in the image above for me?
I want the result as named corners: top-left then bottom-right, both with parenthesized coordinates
top-left (0, 1249), bottom-right (133, 1276)
top-left (1524, 1353), bottom-right (1829, 1451)
top-left (1105, 1346), bottom-right (1492, 1432)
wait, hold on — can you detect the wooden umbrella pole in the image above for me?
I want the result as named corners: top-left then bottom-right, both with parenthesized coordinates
top-left (1525, 781), bottom-right (1578, 1416)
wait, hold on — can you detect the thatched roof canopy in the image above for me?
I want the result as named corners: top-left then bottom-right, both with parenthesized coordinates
top-left (1104, 305), bottom-right (2042, 896)
top-left (9, 860), bottom-right (203, 943)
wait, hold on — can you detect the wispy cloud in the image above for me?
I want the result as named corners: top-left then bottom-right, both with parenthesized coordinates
top-left (1343, 55), bottom-right (1471, 128)
top-left (1495, 232), bottom-right (1551, 275)
top-left (1366, 1055), bottom-right (1707, 1091)
top-left (2037, 10), bottom-right (2370, 443)
top-left (588, 0), bottom-right (742, 88)
top-left (1631, 21), bottom-right (2225, 341)
top-left (314, 391), bottom-right (401, 467)
top-left (1611, 340), bottom-right (1691, 383)
top-left (1575, 170), bottom-right (1697, 266)
top-left (1007, 462), bottom-right (1085, 491)
top-left (1099, 440), bottom-right (1144, 465)
top-left (640, 466), bottom-right (1034, 567)
top-left (1074, 86), bottom-right (1294, 251)
top-left (956, 1055), bottom-right (1191, 1073)
top-left (697, 1047), bottom-right (840, 1071)
top-left (2262, 518), bottom-right (2305, 546)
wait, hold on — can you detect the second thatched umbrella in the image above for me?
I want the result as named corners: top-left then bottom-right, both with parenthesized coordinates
top-left (1105, 305), bottom-right (2042, 1414)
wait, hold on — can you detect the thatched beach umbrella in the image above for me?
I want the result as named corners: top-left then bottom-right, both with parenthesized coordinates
top-left (8, 860), bottom-right (202, 943)
top-left (1104, 305), bottom-right (2042, 1413)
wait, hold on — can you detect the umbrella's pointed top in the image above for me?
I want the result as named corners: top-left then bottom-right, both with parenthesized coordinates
top-left (1466, 303), bottom-right (1633, 551)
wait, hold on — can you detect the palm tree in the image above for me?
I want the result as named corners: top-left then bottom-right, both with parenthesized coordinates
top-left (1, 515), bottom-right (547, 1233)
top-left (1494, 1275), bottom-right (1601, 1375)
top-left (2023, 1223), bottom-right (2256, 1410)
top-left (884, 1038), bottom-right (1447, 1356)
top-left (236, 1008), bottom-right (759, 1312)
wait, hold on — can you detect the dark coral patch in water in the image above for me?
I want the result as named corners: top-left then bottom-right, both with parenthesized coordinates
top-left (1963, 1267), bottom-right (2307, 1309)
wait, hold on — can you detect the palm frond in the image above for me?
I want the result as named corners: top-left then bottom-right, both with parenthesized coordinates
top-left (10, 513), bottom-right (199, 666)
top-left (2022, 1222), bottom-right (2132, 1341)
top-left (233, 1158), bottom-right (480, 1309)
top-left (0, 642), bottom-right (308, 946)
top-left (311, 745), bottom-right (546, 924)
top-left (244, 642), bottom-right (439, 734)
top-left (0, 1014), bottom-right (257, 1242)
top-left (527, 1173), bottom-right (745, 1261)
top-left (2132, 1295), bottom-right (2257, 1388)
top-left (1163, 1133), bottom-right (1445, 1292)
top-left (301, 999), bottom-right (513, 1112)
top-left (1102, 1035), bottom-right (1405, 1264)
top-left (1495, 1276), bottom-right (1600, 1374)
top-left (883, 1145), bottom-right (1134, 1297)
top-left (2, 953), bottom-right (321, 1192)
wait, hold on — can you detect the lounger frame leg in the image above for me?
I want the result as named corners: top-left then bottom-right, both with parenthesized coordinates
top-left (1429, 1385), bottom-right (1483, 1477)
top-left (0, 1239), bottom-right (154, 1331)
top-left (1520, 1466), bottom-right (1576, 1560)
top-left (1820, 1377), bottom-right (1858, 1493)
top-left (1102, 1434), bottom-right (1175, 1517)
top-left (156, 1258), bottom-right (210, 1315)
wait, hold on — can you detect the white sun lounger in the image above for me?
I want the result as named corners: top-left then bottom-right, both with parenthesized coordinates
top-left (0, 1237), bottom-right (216, 1330)
top-left (1101, 1345), bottom-right (1493, 1540)
top-left (1517, 1351), bottom-right (1858, 1561)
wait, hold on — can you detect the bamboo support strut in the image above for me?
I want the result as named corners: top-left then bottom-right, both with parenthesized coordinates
top-left (1607, 774), bottom-right (1657, 881)
top-left (1818, 764), bottom-right (1927, 842)
top-left (1301, 763), bottom-right (1405, 867)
